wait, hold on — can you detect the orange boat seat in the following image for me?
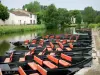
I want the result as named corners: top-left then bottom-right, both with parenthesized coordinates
top-left (37, 65), bottom-right (47, 75)
top-left (47, 47), bottom-right (53, 51)
top-left (34, 56), bottom-right (43, 66)
top-left (59, 60), bottom-right (71, 67)
top-left (47, 55), bottom-right (59, 64)
top-left (50, 42), bottom-right (54, 49)
top-left (0, 68), bottom-right (3, 75)
top-left (4, 58), bottom-right (11, 63)
top-left (19, 57), bottom-right (25, 62)
top-left (29, 73), bottom-right (39, 75)
top-left (65, 47), bottom-right (72, 51)
top-left (69, 43), bottom-right (73, 49)
top-left (18, 66), bottom-right (26, 75)
top-left (56, 48), bottom-right (62, 51)
top-left (43, 61), bottom-right (58, 69)
top-left (28, 62), bottom-right (38, 70)
top-left (61, 53), bottom-right (72, 62)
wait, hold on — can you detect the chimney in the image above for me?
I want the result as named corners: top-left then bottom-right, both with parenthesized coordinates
top-left (25, 8), bottom-right (27, 11)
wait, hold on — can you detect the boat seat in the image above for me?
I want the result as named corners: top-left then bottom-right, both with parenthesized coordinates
top-left (34, 56), bottom-right (57, 69)
top-left (34, 56), bottom-right (43, 66)
top-left (19, 57), bottom-right (25, 62)
top-left (47, 55), bottom-right (59, 64)
top-left (50, 53), bottom-right (55, 56)
top-left (61, 53), bottom-right (72, 62)
top-left (47, 47), bottom-right (53, 51)
top-left (18, 66), bottom-right (26, 75)
top-left (62, 40), bottom-right (67, 44)
top-left (28, 62), bottom-right (38, 70)
top-left (58, 42), bottom-right (64, 49)
top-left (59, 60), bottom-right (71, 67)
top-left (56, 39), bottom-right (60, 42)
top-left (56, 48), bottom-right (62, 51)
top-left (50, 42), bottom-right (54, 49)
top-left (4, 58), bottom-right (11, 63)
top-left (65, 47), bottom-right (72, 51)
top-left (37, 45), bottom-right (42, 48)
top-left (37, 65), bottom-right (47, 75)
top-left (25, 51), bottom-right (30, 56)
top-left (32, 40), bottom-right (37, 44)
top-left (43, 61), bottom-right (58, 69)
top-left (46, 45), bottom-right (51, 48)
top-left (29, 73), bottom-right (39, 75)
top-left (55, 35), bottom-right (60, 39)
top-left (47, 55), bottom-right (71, 67)
top-left (0, 68), bottom-right (2, 75)
top-left (38, 52), bottom-right (43, 55)
top-left (69, 43), bottom-right (73, 49)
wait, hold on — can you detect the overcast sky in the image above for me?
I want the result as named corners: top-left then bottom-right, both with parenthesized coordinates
top-left (1, 0), bottom-right (100, 11)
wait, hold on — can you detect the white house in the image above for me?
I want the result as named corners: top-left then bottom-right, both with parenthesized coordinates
top-left (0, 9), bottom-right (37, 25)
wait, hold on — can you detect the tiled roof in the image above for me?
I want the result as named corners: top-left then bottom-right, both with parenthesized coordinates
top-left (10, 9), bottom-right (31, 16)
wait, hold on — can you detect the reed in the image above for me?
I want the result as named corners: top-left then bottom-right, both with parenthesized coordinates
top-left (0, 24), bottom-right (45, 34)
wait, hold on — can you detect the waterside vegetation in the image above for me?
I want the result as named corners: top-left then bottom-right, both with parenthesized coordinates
top-left (0, 24), bottom-right (45, 34)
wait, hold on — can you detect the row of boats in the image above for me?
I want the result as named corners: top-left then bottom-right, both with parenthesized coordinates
top-left (0, 29), bottom-right (92, 75)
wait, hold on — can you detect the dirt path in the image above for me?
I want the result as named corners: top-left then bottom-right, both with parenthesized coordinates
top-left (75, 29), bottom-right (100, 75)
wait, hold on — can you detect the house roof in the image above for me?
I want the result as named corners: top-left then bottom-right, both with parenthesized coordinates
top-left (10, 9), bottom-right (32, 17)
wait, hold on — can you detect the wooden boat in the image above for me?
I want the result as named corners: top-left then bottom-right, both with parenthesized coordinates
top-left (0, 30), bottom-right (92, 75)
top-left (0, 54), bottom-right (92, 75)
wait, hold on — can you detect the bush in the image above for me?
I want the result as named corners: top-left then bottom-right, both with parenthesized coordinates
top-left (88, 24), bottom-right (96, 28)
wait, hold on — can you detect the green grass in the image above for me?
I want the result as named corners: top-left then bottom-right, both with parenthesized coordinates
top-left (88, 23), bottom-right (100, 28)
top-left (0, 24), bottom-right (46, 34)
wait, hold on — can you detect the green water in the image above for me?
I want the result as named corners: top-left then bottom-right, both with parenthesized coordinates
top-left (0, 27), bottom-right (73, 55)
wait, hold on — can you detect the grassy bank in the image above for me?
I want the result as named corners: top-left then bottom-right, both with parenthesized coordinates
top-left (0, 24), bottom-right (45, 34)
top-left (88, 23), bottom-right (100, 29)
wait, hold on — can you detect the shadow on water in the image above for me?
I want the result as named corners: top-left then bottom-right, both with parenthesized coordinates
top-left (0, 27), bottom-right (73, 55)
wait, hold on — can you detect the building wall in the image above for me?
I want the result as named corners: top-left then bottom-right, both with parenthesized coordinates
top-left (0, 13), bottom-right (37, 25)
top-left (0, 19), bottom-right (4, 25)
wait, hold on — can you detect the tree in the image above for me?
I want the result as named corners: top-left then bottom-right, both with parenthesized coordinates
top-left (57, 8), bottom-right (70, 26)
top-left (95, 15), bottom-right (100, 23)
top-left (83, 7), bottom-right (96, 24)
top-left (0, 4), bottom-right (9, 22)
top-left (43, 4), bottom-right (59, 29)
top-left (23, 1), bottom-right (41, 13)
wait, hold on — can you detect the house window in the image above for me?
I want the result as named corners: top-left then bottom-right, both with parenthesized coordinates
top-left (24, 21), bottom-right (26, 25)
top-left (30, 20), bottom-right (32, 24)
top-left (33, 20), bottom-right (35, 24)
top-left (30, 14), bottom-right (32, 18)
top-left (19, 20), bottom-right (21, 25)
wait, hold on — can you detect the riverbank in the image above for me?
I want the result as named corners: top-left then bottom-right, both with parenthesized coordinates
top-left (0, 24), bottom-right (45, 34)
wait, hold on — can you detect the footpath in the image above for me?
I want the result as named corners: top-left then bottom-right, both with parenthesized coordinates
top-left (75, 29), bottom-right (100, 75)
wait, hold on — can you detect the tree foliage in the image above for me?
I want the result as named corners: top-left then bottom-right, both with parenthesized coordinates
top-left (95, 15), bottom-right (100, 23)
top-left (23, 1), bottom-right (41, 13)
top-left (44, 4), bottom-right (59, 29)
top-left (57, 8), bottom-right (70, 26)
top-left (0, 4), bottom-right (9, 21)
top-left (83, 7), bottom-right (96, 24)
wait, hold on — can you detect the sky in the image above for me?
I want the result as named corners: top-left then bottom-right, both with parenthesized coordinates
top-left (1, 0), bottom-right (100, 11)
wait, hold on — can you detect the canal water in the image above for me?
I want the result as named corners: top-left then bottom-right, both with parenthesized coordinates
top-left (0, 27), bottom-right (73, 55)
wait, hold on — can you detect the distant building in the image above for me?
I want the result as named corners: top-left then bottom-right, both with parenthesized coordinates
top-left (0, 9), bottom-right (37, 25)
top-left (71, 16), bottom-right (76, 24)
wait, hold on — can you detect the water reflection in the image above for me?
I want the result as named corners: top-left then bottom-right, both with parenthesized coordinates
top-left (0, 27), bottom-right (73, 55)
top-left (0, 41), bottom-right (10, 55)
